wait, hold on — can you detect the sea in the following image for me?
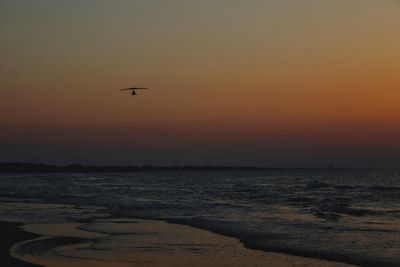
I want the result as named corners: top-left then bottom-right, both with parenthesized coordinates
top-left (0, 169), bottom-right (399, 267)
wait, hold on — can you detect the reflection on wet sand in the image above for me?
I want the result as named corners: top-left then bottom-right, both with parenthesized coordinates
top-left (12, 218), bottom-right (355, 267)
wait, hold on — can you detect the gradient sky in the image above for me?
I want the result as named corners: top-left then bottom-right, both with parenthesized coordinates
top-left (1, 0), bottom-right (399, 167)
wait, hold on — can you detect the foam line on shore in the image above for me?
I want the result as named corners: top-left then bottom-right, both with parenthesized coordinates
top-left (0, 221), bottom-right (42, 267)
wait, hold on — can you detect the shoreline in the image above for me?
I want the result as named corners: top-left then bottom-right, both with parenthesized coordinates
top-left (0, 221), bottom-right (42, 267)
top-left (163, 217), bottom-right (365, 267)
top-left (1, 200), bottom-right (391, 267)
top-left (3, 217), bottom-right (356, 267)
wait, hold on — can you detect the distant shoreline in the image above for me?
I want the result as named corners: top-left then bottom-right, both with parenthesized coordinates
top-left (0, 162), bottom-right (352, 173)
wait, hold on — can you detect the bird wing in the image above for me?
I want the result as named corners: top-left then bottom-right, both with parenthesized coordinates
top-left (120, 88), bottom-right (134, 91)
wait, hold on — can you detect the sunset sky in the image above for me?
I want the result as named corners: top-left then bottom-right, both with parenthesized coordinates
top-left (1, 0), bottom-right (399, 167)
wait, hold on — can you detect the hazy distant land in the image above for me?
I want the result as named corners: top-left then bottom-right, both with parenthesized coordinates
top-left (0, 162), bottom-right (345, 173)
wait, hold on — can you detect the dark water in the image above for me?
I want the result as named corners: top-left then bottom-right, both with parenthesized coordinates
top-left (0, 170), bottom-right (399, 266)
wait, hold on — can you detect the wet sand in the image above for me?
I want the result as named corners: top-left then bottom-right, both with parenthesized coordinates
top-left (0, 221), bottom-right (42, 267)
top-left (7, 218), bottom-right (357, 267)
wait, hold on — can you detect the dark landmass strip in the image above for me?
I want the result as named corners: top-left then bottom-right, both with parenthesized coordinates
top-left (0, 221), bottom-right (42, 267)
top-left (0, 162), bottom-right (348, 173)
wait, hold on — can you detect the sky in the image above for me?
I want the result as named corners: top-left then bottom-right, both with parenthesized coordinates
top-left (0, 0), bottom-right (399, 167)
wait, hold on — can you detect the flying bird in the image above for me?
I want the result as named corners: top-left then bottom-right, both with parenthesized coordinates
top-left (120, 86), bottom-right (149, 96)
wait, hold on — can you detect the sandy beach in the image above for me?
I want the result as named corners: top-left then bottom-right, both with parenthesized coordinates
top-left (4, 218), bottom-right (357, 267)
